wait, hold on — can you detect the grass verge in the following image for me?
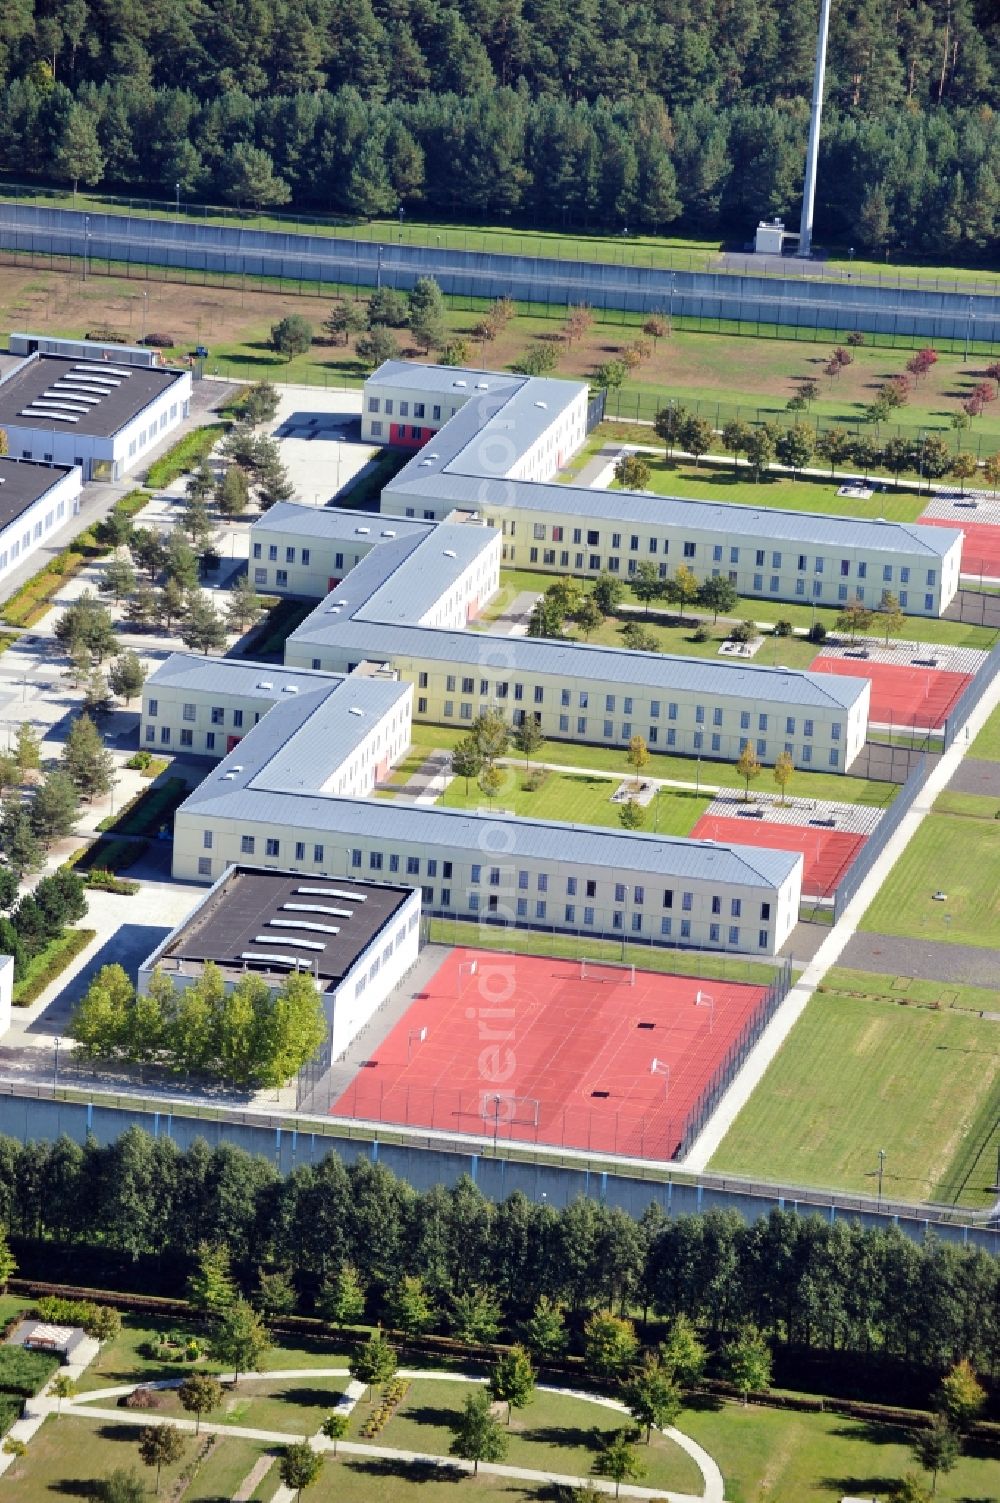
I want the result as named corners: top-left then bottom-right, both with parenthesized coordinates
top-left (12, 928), bottom-right (96, 1007)
top-left (970, 701), bottom-right (1000, 760)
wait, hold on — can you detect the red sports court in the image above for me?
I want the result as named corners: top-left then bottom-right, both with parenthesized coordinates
top-left (809, 654), bottom-right (970, 728)
top-left (330, 948), bottom-right (770, 1161)
top-left (689, 813), bottom-right (864, 897)
top-left (918, 515), bottom-right (1000, 580)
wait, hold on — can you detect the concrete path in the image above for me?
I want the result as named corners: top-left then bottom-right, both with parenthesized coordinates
top-left (682, 657), bottom-right (1000, 1171)
top-left (947, 758), bottom-right (1000, 797)
top-left (66, 1365), bottom-right (724, 1503)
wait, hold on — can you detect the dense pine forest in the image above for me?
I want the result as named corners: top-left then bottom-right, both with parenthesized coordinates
top-left (0, 1), bottom-right (998, 254)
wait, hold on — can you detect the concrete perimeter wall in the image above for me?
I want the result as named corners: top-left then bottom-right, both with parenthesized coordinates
top-left (3, 205), bottom-right (1000, 346)
top-left (0, 1090), bottom-right (994, 1253)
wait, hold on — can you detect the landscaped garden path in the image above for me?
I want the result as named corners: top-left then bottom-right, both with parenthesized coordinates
top-left (61, 1366), bottom-right (726, 1503)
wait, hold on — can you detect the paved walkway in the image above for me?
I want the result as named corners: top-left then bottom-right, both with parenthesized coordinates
top-left (947, 758), bottom-right (1000, 797)
top-left (62, 1366), bottom-right (724, 1503)
top-left (839, 932), bottom-right (1000, 990)
top-left (682, 658), bottom-right (1000, 1171)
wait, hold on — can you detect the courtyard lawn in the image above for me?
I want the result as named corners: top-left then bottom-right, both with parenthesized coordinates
top-left (825, 965), bottom-right (1000, 1014)
top-left (571, 611), bottom-right (822, 669)
top-left (636, 455), bottom-right (928, 523)
top-left (349, 1378), bottom-right (703, 1497)
top-left (427, 917), bottom-right (783, 988)
top-left (970, 701), bottom-right (1000, 760)
top-left (681, 1398), bottom-right (1000, 1503)
top-left (709, 988), bottom-right (1000, 1207)
top-left (490, 564), bottom-right (997, 650)
top-left (859, 811), bottom-right (1000, 948)
top-left (437, 766), bottom-right (709, 835)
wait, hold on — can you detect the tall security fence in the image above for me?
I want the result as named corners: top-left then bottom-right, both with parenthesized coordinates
top-left (2, 203), bottom-right (1000, 353)
top-left (944, 636), bottom-right (1000, 749)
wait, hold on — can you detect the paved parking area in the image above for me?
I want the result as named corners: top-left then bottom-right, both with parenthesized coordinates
top-left (266, 386), bottom-right (376, 505)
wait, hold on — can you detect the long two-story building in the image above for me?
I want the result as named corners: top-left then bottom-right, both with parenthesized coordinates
top-left (362, 360), bottom-right (963, 618)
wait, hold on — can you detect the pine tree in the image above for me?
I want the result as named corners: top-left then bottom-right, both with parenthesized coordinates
top-left (62, 714), bottom-right (115, 800)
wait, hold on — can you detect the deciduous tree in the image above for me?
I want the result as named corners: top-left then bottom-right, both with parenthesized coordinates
top-left (735, 742), bottom-right (761, 803)
top-left (449, 1389), bottom-right (507, 1474)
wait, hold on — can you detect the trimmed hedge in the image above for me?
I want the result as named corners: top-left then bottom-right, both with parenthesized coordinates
top-left (69, 838), bottom-right (147, 874)
top-left (0, 1347), bottom-right (59, 1398)
top-left (98, 777), bottom-right (187, 839)
top-left (12, 929), bottom-right (96, 1007)
top-left (83, 870), bottom-right (140, 895)
top-left (145, 422), bottom-right (228, 488)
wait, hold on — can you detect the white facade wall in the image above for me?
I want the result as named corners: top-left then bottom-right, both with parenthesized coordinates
top-left (284, 637), bottom-right (868, 774)
top-left (361, 379), bottom-right (457, 445)
top-left (382, 490), bottom-right (961, 619)
top-left (0, 465), bottom-right (82, 581)
top-left (3, 370), bottom-right (191, 481)
top-left (502, 390), bottom-right (588, 481)
top-left (173, 808), bottom-right (800, 957)
top-left (327, 889), bottom-right (421, 1057)
top-left (141, 676), bottom-right (413, 785)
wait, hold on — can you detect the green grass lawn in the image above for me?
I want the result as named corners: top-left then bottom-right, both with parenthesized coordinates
top-left (932, 789), bottom-right (1000, 819)
top-left (427, 917), bottom-right (782, 988)
top-left (75, 1317), bottom-right (351, 1393)
top-left (681, 1398), bottom-right (1000, 1503)
top-left (970, 701), bottom-right (1000, 760)
top-left (153, 1375), bottom-right (348, 1436)
top-left (350, 1378), bottom-right (703, 1496)
top-left (710, 988), bottom-right (1000, 1206)
top-left (825, 964), bottom-right (1000, 1013)
top-left (859, 811), bottom-right (1000, 948)
top-left (638, 454), bottom-right (929, 522)
top-left (0, 1414), bottom-right (267, 1503)
top-left (437, 766), bottom-right (709, 835)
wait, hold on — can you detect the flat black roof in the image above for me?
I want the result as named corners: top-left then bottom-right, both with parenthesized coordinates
top-left (162, 866), bottom-right (413, 987)
top-left (0, 355), bottom-right (184, 439)
top-left (0, 456), bottom-right (76, 533)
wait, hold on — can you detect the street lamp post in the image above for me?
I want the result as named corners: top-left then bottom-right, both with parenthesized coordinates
top-left (83, 215), bottom-right (90, 280)
top-left (876, 1147), bottom-right (886, 1210)
top-left (175, 182), bottom-right (180, 218)
top-left (965, 295), bottom-right (975, 362)
top-left (52, 1037), bottom-right (62, 1089)
top-left (140, 290), bottom-right (148, 346)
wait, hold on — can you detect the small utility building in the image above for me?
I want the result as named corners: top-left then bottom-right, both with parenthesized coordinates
top-left (139, 865), bottom-right (421, 1060)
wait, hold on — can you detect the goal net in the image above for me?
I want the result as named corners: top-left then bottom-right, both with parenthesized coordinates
top-left (478, 1093), bottom-right (541, 1128)
top-left (579, 958), bottom-right (636, 986)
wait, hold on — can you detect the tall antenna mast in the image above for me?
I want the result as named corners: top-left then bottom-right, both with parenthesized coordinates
top-left (797, 0), bottom-right (833, 259)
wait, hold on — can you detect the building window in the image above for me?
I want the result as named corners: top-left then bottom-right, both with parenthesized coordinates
top-left (145, 725), bottom-right (156, 742)
top-left (205, 732), bottom-right (215, 750)
top-left (351, 848), bottom-right (362, 868)
top-left (710, 923), bottom-right (720, 943)
top-left (198, 857), bottom-right (212, 876)
top-left (180, 729), bottom-right (193, 747)
top-left (160, 727), bottom-right (170, 745)
top-left (729, 926), bottom-right (740, 946)
top-left (241, 835), bottom-right (255, 854)
top-left (233, 710), bottom-right (244, 728)
top-left (314, 844), bottom-right (324, 862)
top-left (182, 702), bottom-right (196, 722)
top-left (265, 838), bottom-right (279, 857)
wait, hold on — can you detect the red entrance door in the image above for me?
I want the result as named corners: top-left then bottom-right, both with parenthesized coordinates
top-left (226, 735), bottom-right (242, 753)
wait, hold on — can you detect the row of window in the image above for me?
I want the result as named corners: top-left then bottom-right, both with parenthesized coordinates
top-left (368, 396), bottom-right (441, 420)
top-left (197, 833), bottom-right (774, 947)
top-left (0, 497), bottom-right (68, 573)
top-left (518, 523), bottom-right (940, 588)
top-left (252, 544), bottom-right (312, 565)
top-left (147, 700), bottom-right (254, 729)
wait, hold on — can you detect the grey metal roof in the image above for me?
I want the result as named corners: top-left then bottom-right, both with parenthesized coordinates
top-left (181, 696), bottom-right (800, 890)
top-left (289, 579), bottom-right (868, 713)
top-left (250, 501), bottom-right (434, 543)
top-left (147, 652), bottom-right (346, 700)
top-left (0, 457), bottom-right (76, 531)
top-left (373, 361), bottom-right (959, 561)
top-left (0, 354), bottom-right (186, 438)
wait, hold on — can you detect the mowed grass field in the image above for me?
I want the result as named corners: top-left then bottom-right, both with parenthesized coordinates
top-left (436, 766), bottom-right (710, 834)
top-left (860, 811), bottom-right (1000, 948)
top-left (710, 985), bottom-right (1000, 1206)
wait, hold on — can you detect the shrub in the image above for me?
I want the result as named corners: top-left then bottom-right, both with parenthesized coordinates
top-left (691, 624), bottom-right (711, 642)
top-left (807, 622), bottom-right (828, 643)
top-left (125, 1386), bottom-right (163, 1410)
top-left (773, 619), bottom-right (793, 637)
top-left (143, 333), bottom-right (175, 348)
top-left (83, 871), bottom-right (139, 895)
top-left (13, 929), bottom-right (96, 1007)
top-left (125, 751), bottom-right (153, 771)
